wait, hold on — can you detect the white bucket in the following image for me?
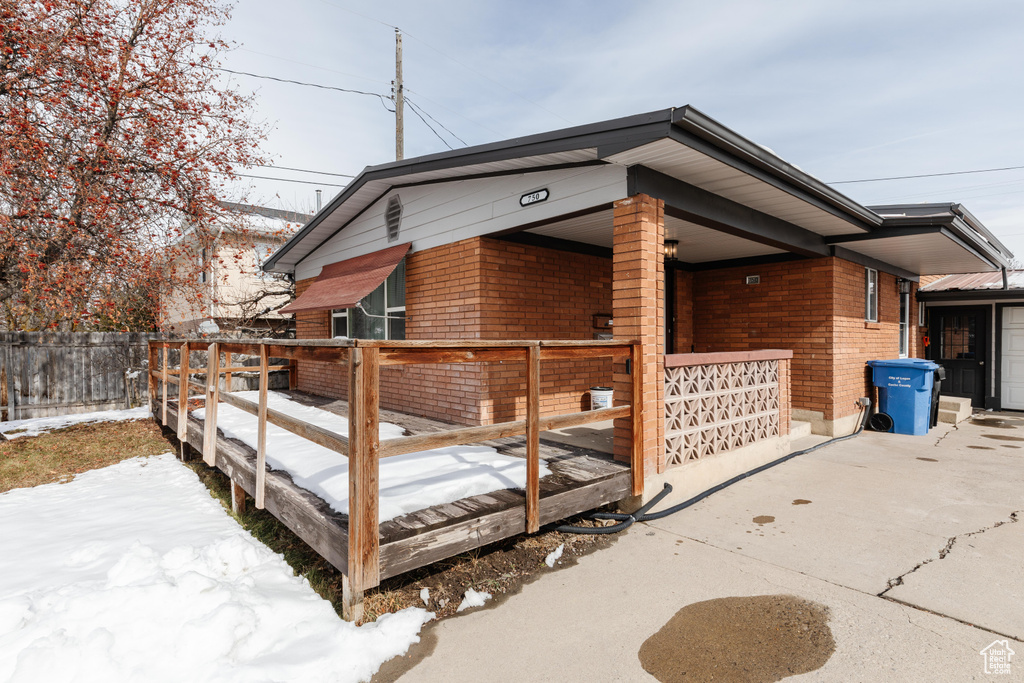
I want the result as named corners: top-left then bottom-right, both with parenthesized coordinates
top-left (590, 386), bottom-right (614, 410)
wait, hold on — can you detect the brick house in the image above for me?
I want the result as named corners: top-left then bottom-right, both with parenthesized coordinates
top-left (263, 106), bottom-right (1011, 500)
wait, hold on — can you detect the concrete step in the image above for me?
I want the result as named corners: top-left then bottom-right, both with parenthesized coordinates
top-left (790, 420), bottom-right (813, 440)
top-left (937, 395), bottom-right (972, 424)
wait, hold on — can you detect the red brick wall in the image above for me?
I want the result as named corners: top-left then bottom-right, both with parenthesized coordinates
top-left (475, 238), bottom-right (614, 423)
top-left (691, 258), bottom-right (835, 418)
top-left (294, 236), bottom-right (614, 426)
top-left (831, 259), bottom-right (922, 421)
top-left (688, 256), bottom-right (916, 423)
top-left (672, 268), bottom-right (694, 353)
top-left (612, 195), bottom-right (665, 475)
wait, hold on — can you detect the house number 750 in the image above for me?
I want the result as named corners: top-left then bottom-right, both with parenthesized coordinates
top-left (520, 188), bottom-right (549, 207)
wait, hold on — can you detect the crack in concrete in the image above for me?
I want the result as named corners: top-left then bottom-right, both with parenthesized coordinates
top-left (932, 423), bottom-right (958, 447)
top-left (878, 510), bottom-right (1021, 597)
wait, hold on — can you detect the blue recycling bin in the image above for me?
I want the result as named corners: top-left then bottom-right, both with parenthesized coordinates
top-left (866, 359), bottom-right (940, 435)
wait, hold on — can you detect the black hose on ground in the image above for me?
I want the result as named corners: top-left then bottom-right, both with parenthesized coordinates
top-left (552, 475), bottom-right (674, 535)
top-left (555, 401), bottom-right (872, 534)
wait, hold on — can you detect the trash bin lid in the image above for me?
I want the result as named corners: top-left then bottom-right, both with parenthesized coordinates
top-left (866, 358), bottom-right (940, 370)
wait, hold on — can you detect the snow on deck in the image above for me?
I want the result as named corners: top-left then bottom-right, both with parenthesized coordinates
top-left (0, 454), bottom-right (430, 683)
top-left (0, 407), bottom-right (151, 439)
top-left (195, 391), bottom-right (552, 523)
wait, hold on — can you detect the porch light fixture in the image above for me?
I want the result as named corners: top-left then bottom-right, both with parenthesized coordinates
top-left (898, 278), bottom-right (912, 294)
top-left (664, 239), bottom-right (679, 261)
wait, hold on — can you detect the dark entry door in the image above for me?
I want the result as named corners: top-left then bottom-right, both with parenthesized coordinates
top-left (929, 307), bottom-right (988, 407)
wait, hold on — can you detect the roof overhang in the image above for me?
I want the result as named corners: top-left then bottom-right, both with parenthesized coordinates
top-left (263, 106), bottom-right (882, 275)
top-left (827, 205), bottom-right (1012, 275)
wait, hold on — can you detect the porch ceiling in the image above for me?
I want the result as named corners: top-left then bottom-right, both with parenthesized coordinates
top-left (603, 138), bottom-right (867, 237)
top-left (525, 210), bottom-right (786, 263)
top-left (837, 231), bottom-right (999, 275)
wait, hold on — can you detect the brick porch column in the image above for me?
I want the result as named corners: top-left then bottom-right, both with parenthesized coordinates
top-left (613, 194), bottom-right (665, 478)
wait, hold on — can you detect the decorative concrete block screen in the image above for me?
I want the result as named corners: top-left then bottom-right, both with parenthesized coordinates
top-left (664, 353), bottom-right (786, 466)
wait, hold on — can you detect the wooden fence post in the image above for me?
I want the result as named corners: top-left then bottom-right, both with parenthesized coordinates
top-left (344, 346), bottom-right (380, 622)
top-left (630, 342), bottom-right (645, 496)
top-left (224, 352), bottom-right (233, 393)
top-left (177, 342), bottom-right (190, 457)
top-left (202, 343), bottom-right (220, 466)
top-left (161, 344), bottom-right (169, 426)
top-left (255, 344), bottom-right (269, 509)
top-left (525, 343), bottom-right (541, 534)
top-left (288, 357), bottom-right (298, 390)
top-left (147, 343), bottom-right (157, 416)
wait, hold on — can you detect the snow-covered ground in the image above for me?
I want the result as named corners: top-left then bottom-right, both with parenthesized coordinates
top-left (196, 391), bottom-right (551, 522)
top-left (0, 454), bottom-right (431, 683)
top-left (0, 407), bottom-right (150, 439)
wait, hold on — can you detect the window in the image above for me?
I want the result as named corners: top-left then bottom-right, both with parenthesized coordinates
top-left (899, 291), bottom-right (910, 357)
top-left (199, 248), bottom-right (208, 284)
top-left (331, 259), bottom-right (405, 339)
top-left (865, 268), bottom-right (878, 322)
top-left (919, 301), bottom-right (926, 327)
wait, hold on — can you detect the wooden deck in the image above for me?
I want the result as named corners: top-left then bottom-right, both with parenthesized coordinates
top-left (161, 391), bottom-right (631, 581)
top-left (150, 337), bottom-right (642, 619)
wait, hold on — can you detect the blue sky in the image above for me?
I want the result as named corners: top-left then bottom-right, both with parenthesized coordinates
top-left (219, 0), bottom-right (1024, 258)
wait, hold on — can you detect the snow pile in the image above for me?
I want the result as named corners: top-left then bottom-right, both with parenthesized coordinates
top-left (0, 406), bottom-right (150, 440)
top-left (197, 391), bottom-right (551, 522)
top-left (544, 544), bottom-right (564, 568)
top-left (0, 454), bottom-right (431, 683)
top-left (456, 588), bottom-right (492, 613)
top-left (420, 587), bottom-right (430, 606)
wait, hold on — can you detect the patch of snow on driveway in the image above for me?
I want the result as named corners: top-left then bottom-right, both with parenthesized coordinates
top-left (0, 454), bottom-right (431, 683)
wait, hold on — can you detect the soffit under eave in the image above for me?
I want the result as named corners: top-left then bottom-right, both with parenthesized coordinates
top-left (838, 232), bottom-right (999, 276)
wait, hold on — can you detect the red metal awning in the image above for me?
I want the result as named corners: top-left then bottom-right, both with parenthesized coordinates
top-left (279, 243), bottom-right (410, 315)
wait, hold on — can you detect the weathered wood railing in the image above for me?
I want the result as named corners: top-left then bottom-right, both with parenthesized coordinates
top-left (148, 338), bottom-right (642, 620)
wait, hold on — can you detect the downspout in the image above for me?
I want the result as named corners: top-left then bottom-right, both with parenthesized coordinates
top-left (1002, 266), bottom-right (1009, 290)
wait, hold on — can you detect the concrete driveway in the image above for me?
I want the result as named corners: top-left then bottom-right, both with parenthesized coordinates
top-left (389, 414), bottom-right (1024, 682)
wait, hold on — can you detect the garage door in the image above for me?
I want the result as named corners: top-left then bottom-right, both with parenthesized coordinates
top-left (1001, 307), bottom-right (1024, 409)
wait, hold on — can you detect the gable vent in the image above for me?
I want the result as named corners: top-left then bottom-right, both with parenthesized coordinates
top-left (385, 195), bottom-right (403, 242)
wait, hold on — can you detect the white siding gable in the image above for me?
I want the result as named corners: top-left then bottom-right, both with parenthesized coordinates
top-left (295, 164), bottom-right (627, 280)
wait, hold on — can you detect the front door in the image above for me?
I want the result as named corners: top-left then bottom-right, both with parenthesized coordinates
top-left (929, 307), bottom-right (988, 407)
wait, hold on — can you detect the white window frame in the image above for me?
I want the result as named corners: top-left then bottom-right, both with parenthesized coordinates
top-left (865, 268), bottom-right (878, 322)
top-left (899, 291), bottom-right (910, 357)
top-left (919, 301), bottom-right (926, 327)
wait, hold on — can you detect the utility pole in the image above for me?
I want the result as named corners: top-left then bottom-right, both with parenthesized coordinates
top-left (394, 28), bottom-right (404, 161)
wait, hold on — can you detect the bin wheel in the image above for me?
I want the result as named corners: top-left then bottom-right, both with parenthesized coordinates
top-left (869, 412), bottom-right (894, 432)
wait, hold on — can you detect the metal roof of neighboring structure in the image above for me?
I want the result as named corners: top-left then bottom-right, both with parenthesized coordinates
top-left (921, 271), bottom-right (1024, 292)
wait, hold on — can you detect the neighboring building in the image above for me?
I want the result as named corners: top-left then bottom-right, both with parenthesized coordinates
top-left (263, 106), bottom-right (1012, 486)
top-left (164, 202), bottom-right (310, 335)
top-left (918, 266), bottom-right (1024, 409)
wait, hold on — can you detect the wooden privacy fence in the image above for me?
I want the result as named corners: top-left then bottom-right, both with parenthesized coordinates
top-left (149, 337), bottom-right (643, 620)
top-left (1, 332), bottom-right (159, 420)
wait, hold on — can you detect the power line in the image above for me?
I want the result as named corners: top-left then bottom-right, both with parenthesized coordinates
top-left (236, 47), bottom-right (391, 87)
top-left (831, 164), bottom-right (1024, 184)
top-left (216, 171), bottom-right (346, 187)
top-left (405, 100), bottom-right (453, 150)
top-left (212, 67), bottom-right (394, 111)
top-left (406, 96), bottom-right (467, 146)
top-left (256, 164), bottom-right (355, 178)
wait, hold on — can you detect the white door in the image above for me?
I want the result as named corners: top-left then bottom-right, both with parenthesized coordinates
top-left (1000, 307), bottom-right (1024, 409)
